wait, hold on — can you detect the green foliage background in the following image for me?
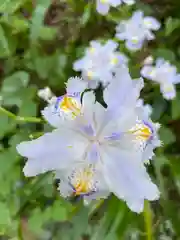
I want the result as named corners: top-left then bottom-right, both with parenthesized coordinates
top-left (1, 0), bottom-right (180, 239)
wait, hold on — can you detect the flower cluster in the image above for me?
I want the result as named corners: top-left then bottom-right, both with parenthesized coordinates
top-left (115, 11), bottom-right (160, 51)
top-left (17, 67), bottom-right (161, 213)
top-left (73, 11), bottom-right (160, 87)
top-left (141, 58), bottom-right (180, 100)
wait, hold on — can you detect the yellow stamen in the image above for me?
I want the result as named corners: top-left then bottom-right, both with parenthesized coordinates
top-left (110, 57), bottom-right (118, 65)
top-left (60, 95), bottom-right (81, 116)
top-left (74, 181), bottom-right (89, 196)
top-left (130, 123), bottom-right (152, 141)
top-left (71, 167), bottom-right (95, 196)
top-left (87, 71), bottom-right (93, 79)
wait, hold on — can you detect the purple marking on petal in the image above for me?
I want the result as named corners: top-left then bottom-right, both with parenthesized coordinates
top-left (83, 190), bottom-right (96, 197)
top-left (142, 120), bottom-right (154, 142)
top-left (68, 180), bottom-right (96, 197)
top-left (87, 143), bottom-right (99, 163)
top-left (83, 125), bottom-right (95, 136)
top-left (67, 92), bottom-right (81, 98)
top-left (142, 121), bottom-right (153, 132)
top-left (54, 96), bottom-right (64, 110)
top-left (143, 121), bottom-right (154, 135)
top-left (105, 132), bottom-right (122, 141)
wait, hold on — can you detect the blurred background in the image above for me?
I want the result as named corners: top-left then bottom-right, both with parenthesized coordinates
top-left (1, 0), bottom-right (180, 239)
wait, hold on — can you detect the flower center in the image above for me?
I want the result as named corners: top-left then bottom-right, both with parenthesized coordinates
top-left (129, 122), bottom-right (153, 141)
top-left (73, 180), bottom-right (90, 196)
top-left (69, 166), bottom-right (97, 196)
top-left (55, 95), bottom-right (81, 118)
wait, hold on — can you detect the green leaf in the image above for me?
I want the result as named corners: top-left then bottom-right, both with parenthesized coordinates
top-left (0, 25), bottom-right (10, 57)
top-left (70, 206), bottom-right (89, 240)
top-left (39, 26), bottom-right (57, 41)
top-left (154, 49), bottom-right (176, 62)
top-left (0, 150), bottom-right (17, 176)
top-left (28, 208), bottom-right (44, 235)
top-left (165, 17), bottom-right (180, 36)
top-left (0, 0), bottom-right (25, 14)
top-left (2, 71), bottom-right (29, 92)
top-left (1, 71), bottom-right (30, 106)
top-left (171, 92), bottom-right (180, 120)
top-left (0, 112), bottom-right (16, 136)
top-left (151, 96), bottom-right (167, 121)
top-left (30, 1), bottom-right (51, 42)
top-left (18, 100), bottom-right (37, 117)
top-left (51, 201), bottom-right (68, 221)
top-left (0, 15), bottom-right (29, 33)
top-left (80, 4), bottom-right (92, 26)
top-left (0, 202), bottom-right (11, 226)
top-left (159, 126), bottom-right (175, 146)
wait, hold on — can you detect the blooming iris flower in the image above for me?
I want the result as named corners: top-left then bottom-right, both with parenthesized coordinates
top-left (96, 0), bottom-right (135, 15)
top-left (73, 40), bottom-right (128, 87)
top-left (41, 77), bottom-right (87, 127)
top-left (141, 58), bottom-right (180, 100)
top-left (115, 11), bottom-right (160, 51)
top-left (17, 67), bottom-right (160, 213)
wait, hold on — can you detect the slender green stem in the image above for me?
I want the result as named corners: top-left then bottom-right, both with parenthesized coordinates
top-left (143, 201), bottom-right (153, 240)
top-left (0, 106), bottom-right (44, 123)
top-left (18, 220), bottom-right (24, 240)
top-left (88, 199), bottom-right (104, 218)
top-left (0, 106), bottom-right (16, 118)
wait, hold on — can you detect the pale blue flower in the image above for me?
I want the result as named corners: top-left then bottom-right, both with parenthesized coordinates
top-left (96, 0), bottom-right (135, 15)
top-left (141, 58), bottom-right (180, 100)
top-left (17, 69), bottom-right (160, 213)
top-left (73, 40), bottom-right (128, 86)
top-left (115, 11), bottom-right (160, 51)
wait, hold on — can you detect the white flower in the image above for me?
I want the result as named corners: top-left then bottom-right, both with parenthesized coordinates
top-left (17, 68), bottom-right (160, 213)
top-left (73, 40), bottom-right (128, 86)
top-left (96, 0), bottom-right (135, 15)
top-left (115, 11), bottom-right (160, 51)
top-left (37, 87), bottom-right (53, 102)
top-left (41, 77), bottom-right (88, 127)
top-left (141, 58), bottom-right (180, 100)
